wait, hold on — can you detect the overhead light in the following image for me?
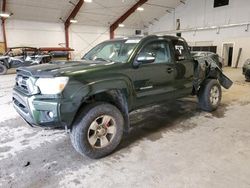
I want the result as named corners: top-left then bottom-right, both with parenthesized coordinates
top-left (245, 24), bottom-right (249, 32)
top-left (216, 27), bottom-right (220, 34)
top-left (85, 0), bottom-right (92, 2)
top-left (118, 24), bottom-right (125, 28)
top-left (70, 19), bottom-right (78, 23)
top-left (180, 0), bottom-right (185, 4)
top-left (137, 7), bottom-right (144, 11)
top-left (0, 12), bottom-right (11, 18)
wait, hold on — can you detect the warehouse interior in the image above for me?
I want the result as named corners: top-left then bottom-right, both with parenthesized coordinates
top-left (0, 0), bottom-right (250, 187)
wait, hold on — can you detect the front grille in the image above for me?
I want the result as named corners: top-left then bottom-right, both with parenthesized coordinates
top-left (15, 74), bottom-right (29, 93)
top-left (15, 69), bottom-right (36, 95)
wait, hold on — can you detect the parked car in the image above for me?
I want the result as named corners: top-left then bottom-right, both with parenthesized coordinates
top-left (13, 35), bottom-right (233, 158)
top-left (242, 59), bottom-right (250, 81)
top-left (0, 47), bottom-right (52, 75)
top-left (191, 51), bottom-right (224, 69)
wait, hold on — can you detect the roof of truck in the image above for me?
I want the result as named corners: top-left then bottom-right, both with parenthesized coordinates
top-left (107, 35), bottom-right (183, 43)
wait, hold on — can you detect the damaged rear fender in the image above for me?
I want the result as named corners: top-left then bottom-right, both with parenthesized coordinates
top-left (193, 57), bottom-right (233, 92)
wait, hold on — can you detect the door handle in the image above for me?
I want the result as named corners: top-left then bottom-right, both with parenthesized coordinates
top-left (166, 67), bottom-right (174, 73)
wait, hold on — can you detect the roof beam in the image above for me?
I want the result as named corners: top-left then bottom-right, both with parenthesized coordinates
top-left (64, 0), bottom-right (84, 48)
top-left (2, 0), bottom-right (7, 52)
top-left (109, 0), bottom-right (148, 39)
top-left (39, 47), bottom-right (74, 52)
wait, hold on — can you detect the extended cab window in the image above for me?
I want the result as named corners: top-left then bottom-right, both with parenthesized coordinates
top-left (138, 41), bottom-right (171, 64)
top-left (172, 39), bottom-right (191, 61)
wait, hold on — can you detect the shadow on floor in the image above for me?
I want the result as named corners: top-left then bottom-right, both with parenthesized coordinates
top-left (119, 98), bottom-right (201, 150)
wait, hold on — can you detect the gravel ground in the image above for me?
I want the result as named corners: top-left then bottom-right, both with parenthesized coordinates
top-left (0, 68), bottom-right (250, 188)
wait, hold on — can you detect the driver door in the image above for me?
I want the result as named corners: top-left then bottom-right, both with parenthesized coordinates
top-left (132, 40), bottom-right (177, 107)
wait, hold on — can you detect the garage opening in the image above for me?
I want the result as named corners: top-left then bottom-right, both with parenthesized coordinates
top-left (222, 43), bottom-right (234, 67)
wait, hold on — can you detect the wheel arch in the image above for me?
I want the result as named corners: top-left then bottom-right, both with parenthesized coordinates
top-left (70, 89), bottom-right (130, 133)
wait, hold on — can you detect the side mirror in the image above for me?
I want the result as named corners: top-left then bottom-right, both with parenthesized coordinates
top-left (134, 55), bottom-right (155, 68)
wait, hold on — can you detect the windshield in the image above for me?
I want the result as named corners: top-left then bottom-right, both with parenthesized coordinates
top-left (83, 39), bottom-right (140, 63)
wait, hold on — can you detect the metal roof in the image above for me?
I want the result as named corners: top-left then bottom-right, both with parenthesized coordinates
top-left (7, 0), bottom-right (185, 29)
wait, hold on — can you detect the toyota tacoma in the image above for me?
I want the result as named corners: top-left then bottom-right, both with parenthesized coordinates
top-left (13, 35), bottom-right (233, 158)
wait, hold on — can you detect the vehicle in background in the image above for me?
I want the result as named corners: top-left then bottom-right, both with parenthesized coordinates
top-left (0, 47), bottom-right (52, 75)
top-left (191, 51), bottom-right (224, 69)
top-left (39, 47), bottom-right (74, 61)
top-left (243, 59), bottom-right (250, 81)
top-left (50, 51), bottom-right (69, 58)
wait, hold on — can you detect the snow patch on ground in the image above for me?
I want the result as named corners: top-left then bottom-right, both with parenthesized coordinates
top-left (0, 124), bottom-right (66, 160)
top-left (0, 74), bottom-right (66, 160)
top-left (0, 74), bottom-right (19, 122)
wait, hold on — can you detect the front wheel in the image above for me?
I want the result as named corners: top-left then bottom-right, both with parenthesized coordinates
top-left (0, 64), bottom-right (7, 75)
top-left (198, 79), bottom-right (222, 112)
top-left (70, 102), bottom-right (124, 159)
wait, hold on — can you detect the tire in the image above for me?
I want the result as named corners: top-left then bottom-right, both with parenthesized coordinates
top-left (198, 79), bottom-right (222, 112)
top-left (70, 102), bottom-right (124, 159)
top-left (0, 64), bottom-right (7, 75)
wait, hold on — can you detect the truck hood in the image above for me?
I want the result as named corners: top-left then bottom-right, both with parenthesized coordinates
top-left (17, 60), bottom-right (117, 77)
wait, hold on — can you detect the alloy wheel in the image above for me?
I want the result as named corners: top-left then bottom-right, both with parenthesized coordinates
top-left (87, 115), bottom-right (117, 148)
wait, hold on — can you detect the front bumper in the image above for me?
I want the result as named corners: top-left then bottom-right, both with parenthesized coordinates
top-left (13, 89), bottom-right (65, 128)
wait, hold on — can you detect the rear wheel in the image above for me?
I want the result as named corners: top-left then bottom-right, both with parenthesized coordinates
top-left (70, 102), bottom-right (124, 159)
top-left (198, 79), bottom-right (222, 112)
top-left (0, 64), bottom-right (7, 75)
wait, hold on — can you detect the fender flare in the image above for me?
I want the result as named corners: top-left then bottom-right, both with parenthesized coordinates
top-left (67, 77), bottom-right (134, 132)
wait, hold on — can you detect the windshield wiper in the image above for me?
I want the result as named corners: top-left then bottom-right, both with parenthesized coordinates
top-left (94, 58), bottom-right (112, 62)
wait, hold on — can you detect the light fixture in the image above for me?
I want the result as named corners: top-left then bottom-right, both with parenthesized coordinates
top-left (85, 0), bottom-right (92, 3)
top-left (70, 19), bottom-right (78, 23)
top-left (245, 24), bottom-right (249, 32)
top-left (137, 7), bottom-right (144, 11)
top-left (118, 24), bottom-right (125, 27)
top-left (69, 1), bottom-right (76, 6)
top-left (216, 27), bottom-right (220, 34)
top-left (0, 12), bottom-right (12, 18)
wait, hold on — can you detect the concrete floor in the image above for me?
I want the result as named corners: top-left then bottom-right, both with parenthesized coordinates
top-left (0, 68), bottom-right (250, 188)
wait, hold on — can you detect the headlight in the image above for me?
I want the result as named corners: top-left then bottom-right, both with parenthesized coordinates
top-left (35, 77), bottom-right (69, 94)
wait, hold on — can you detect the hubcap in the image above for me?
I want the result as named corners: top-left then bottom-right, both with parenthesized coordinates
top-left (210, 85), bottom-right (220, 105)
top-left (87, 115), bottom-right (116, 148)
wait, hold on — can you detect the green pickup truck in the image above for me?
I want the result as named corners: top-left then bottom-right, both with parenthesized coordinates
top-left (13, 35), bottom-right (232, 158)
